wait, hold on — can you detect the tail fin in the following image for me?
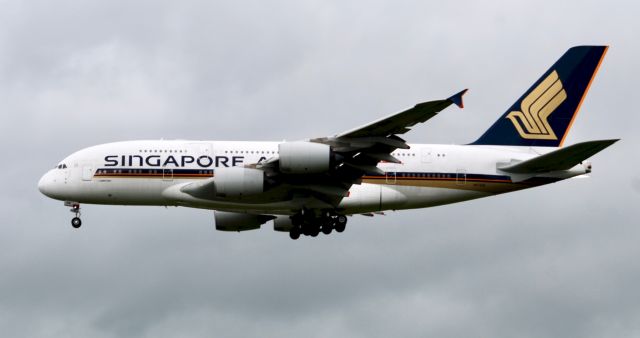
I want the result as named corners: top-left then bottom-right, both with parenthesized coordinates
top-left (472, 46), bottom-right (608, 147)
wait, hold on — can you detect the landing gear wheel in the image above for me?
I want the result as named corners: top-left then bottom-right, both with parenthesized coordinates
top-left (335, 215), bottom-right (347, 233)
top-left (321, 226), bottom-right (332, 235)
top-left (321, 222), bottom-right (333, 235)
top-left (290, 209), bottom-right (345, 238)
top-left (68, 202), bottom-right (82, 229)
top-left (71, 217), bottom-right (82, 228)
top-left (305, 224), bottom-right (317, 237)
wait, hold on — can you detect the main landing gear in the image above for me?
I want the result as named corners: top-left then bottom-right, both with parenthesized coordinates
top-left (67, 202), bottom-right (82, 228)
top-left (288, 210), bottom-right (348, 240)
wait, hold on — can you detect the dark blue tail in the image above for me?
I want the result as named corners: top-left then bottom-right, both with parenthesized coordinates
top-left (472, 46), bottom-right (608, 147)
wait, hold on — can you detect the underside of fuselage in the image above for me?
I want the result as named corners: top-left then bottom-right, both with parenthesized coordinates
top-left (48, 171), bottom-right (560, 215)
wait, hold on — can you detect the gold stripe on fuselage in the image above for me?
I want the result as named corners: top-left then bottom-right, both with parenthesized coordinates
top-left (362, 177), bottom-right (541, 194)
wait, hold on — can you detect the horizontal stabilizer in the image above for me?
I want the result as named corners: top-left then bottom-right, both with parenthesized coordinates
top-left (499, 139), bottom-right (619, 174)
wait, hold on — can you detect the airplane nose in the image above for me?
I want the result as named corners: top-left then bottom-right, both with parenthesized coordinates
top-left (38, 170), bottom-right (55, 198)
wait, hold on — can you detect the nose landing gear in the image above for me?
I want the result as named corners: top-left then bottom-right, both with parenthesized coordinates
top-left (66, 202), bottom-right (82, 228)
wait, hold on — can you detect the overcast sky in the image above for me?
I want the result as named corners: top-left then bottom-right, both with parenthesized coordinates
top-left (1, 0), bottom-right (639, 337)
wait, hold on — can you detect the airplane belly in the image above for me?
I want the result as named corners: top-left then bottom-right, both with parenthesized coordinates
top-left (393, 185), bottom-right (489, 209)
top-left (338, 183), bottom-right (381, 213)
top-left (74, 175), bottom-right (493, 212)
top-left (338, 183), bottom-right (408, 214)
top-left (340, 183), bottom-right (490, 214)
top-left (71, 178), bottom-right (173, 205)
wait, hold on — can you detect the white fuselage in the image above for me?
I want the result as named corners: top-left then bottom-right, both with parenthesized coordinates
top-left (38, 140), bottom-right (587, 215)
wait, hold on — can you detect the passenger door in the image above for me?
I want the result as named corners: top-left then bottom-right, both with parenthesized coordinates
top-left (82, 165), bottom-right (93, 181)
top-left (162, 168), bottom-right (173, 181)
top-left (385, 165), bottom-right (396, 184)
top-left (456, 169), bottom-right (467, 185)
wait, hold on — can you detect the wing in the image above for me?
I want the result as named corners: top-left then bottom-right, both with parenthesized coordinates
top-left (259, 89), bottom-right (468, 204)
top-left (180, 89), bottom-right (467, 209)
top-left (337, 89), bottom-right (468, 138)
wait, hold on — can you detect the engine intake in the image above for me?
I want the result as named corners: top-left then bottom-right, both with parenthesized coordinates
top-left (279, 141), bottom-right (331, 174)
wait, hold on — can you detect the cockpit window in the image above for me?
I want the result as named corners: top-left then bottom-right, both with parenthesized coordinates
top-left (56, 164), bottom-right (68, 169)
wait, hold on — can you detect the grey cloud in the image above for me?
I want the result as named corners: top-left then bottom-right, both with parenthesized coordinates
top-left (1, 0), bottom-right (639, 337)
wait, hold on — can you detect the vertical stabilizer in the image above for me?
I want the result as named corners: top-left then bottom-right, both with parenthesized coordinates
top-left (472, 46), bottom-right (608, 147)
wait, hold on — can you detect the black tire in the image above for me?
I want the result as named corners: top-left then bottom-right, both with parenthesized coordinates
top-left (335, 216), bottom-right (346, 233)
top-left (291, 214), bottom-right (303, 227)
top-left (289, 229), bottom-right (300, 240)
top-left (337, 215), bottom-right (347, 225)
top-left (307, 222), bottom-right (319, 237)
top-left (321, 224), bottom-right (333, 235)
top-left (71, 217), bottom-right (82, 228)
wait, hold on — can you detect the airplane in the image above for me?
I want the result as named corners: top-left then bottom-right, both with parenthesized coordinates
top-left (38, 45), bottom-right (618, 240)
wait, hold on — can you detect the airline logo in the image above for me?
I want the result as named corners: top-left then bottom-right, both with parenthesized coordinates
top-left (506, 70), bottom-right (567, 140)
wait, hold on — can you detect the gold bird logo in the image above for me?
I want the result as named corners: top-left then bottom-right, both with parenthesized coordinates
top-left (506, 70), bottom-right (567, 140)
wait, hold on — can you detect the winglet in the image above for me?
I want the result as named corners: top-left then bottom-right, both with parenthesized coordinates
top-left (448, 89), bottom-right (468, 108)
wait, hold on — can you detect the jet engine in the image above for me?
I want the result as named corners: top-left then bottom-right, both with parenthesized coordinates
top-left (214, 167), bottom-right (264, 197)
top-left (273, 215), bottom-right (295, 232)
top-left (215, 211), bottom-right (274, 231)
top-left (278, 141), bottom-right (331, 174)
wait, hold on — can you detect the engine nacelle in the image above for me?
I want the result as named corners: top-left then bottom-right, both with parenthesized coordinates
top-left (273, 215), bottom-right (295, 232)
top-left (279, 141), bottom-right (331, 174)
top-left (215, 211), bottom-right (273, 232)
top-left (214, 167), bottom-right (264, 197)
